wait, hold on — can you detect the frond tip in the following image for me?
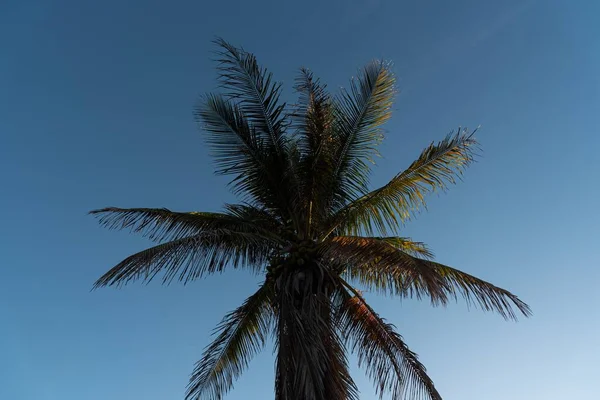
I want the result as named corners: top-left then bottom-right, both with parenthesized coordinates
top-left (327, 236), bottom-right (531, 321)
top-left (212, 37), bottom-right (287, 153)
top-left (328, 128), bottom-right (479, 236)
top-left (429, 261), bottom-right (532, 320)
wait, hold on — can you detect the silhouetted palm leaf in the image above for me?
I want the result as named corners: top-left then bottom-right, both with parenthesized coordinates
top-left (90, 205), bottom-right (281, 242)
top-left (376, 236), bottom-right (434, 258)
top-left (93, 230), bottom-right (275, 288)
top-left (213, 38), bottom-right (288, 154)
top-left (186, 282), bottom-right (275, 400)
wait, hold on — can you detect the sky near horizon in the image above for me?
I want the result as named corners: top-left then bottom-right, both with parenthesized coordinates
top-left (1, 0), bottom-right (599, 399)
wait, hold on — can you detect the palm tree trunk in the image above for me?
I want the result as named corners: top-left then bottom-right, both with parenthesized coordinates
top-left (275, 270), bottom-right (352, 400)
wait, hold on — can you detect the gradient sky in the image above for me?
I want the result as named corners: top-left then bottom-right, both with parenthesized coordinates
top-left (2, 1), bottom-right (599, 399)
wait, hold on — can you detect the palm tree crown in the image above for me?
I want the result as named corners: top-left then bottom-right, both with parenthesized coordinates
top-left (91, 38), bottom-right (531, 400)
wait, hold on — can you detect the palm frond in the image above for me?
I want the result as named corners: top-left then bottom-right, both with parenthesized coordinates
top-left (213, 38), bottom-right (287, 155)
top-left (423, 261), bottom-right (532, 319)
top-left (326, 129), bottom-right (479, 237)
top-left (186, 282), bottom-right (274, 400)
top-left (326, 236), bottom-right (531, 320)
top-left (195, 93), bottom-right (287, 209)
top-left (335, 278), bottom-right (441, 400)
top-left (89, 205), bottom-right (281, 243)
top-left (293, 67), bottom-right (333, 154)
top-left (325, 236), bottom-right (445, 300)
top-left (377, 236), bottom-right (434, 259)
top-left (204, 39), bottom-right (301, 222)
top-left (292, 68), bottom-right (339, 235)
top-left (195, 93), bottom-right (263, 176)
top-left (328, 61), bottom-right (396, 203)
top-left (93, 230), bottom-right (274, 288)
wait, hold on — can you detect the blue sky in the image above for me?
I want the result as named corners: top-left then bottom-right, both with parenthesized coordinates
top-left (1, 0), bottom-right (599, 399)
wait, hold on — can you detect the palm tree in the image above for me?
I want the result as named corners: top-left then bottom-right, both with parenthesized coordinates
top-left (90, 38), bottom-right (531, 400)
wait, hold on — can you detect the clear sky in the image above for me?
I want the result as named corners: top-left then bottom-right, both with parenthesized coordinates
top-left (2, 0), bottom-right (599, 399)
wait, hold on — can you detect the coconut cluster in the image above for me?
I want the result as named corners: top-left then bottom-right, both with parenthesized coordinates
top-left (266, 239), bottom-right (319, 282)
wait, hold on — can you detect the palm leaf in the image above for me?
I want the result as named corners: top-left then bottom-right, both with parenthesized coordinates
top-left (210, 39), bottom-right (302, 224)
top-left (93, 230), bottom-right (274, 288)
top-left (326, 129), bottom-right (479, 237)
top-left (325, 236), bottom-right (531, 320)
top-left (335, 278), bottom-right (441, 400)
top-left (292, 68), bottom-right (339, 235)
top-left (89, 205), bottom-right (281, 243)
top-left (325, 236), bottom-right (446, 301)
top-left (293, 67), bottom-right (332, 151)
top-left (213, 38), bottom-right (287, 155)
top-left (195, 93), bottom-right (289, 210)
top-left (423, 260), bottom-right (532, 319)
top-left (186, 282), bottom-right (274, 400)
top-left (195, 93), bottom-right (262, 178)
top-left (328, 60), bottom-right (396, 204)
top-left (377, 236), bottom-right (434, 259)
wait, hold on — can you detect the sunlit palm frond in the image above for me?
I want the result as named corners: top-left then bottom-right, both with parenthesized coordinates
top-left (214, 38), bottom-right (287, 154)
top-left (89, 205), bottom-right (281, 243)
top-left (93, 230), bottom-right (274, 288)
top-left (186, 282), bottom-right (275, 400)
top-left (376, 236), bottom-right (434, 259)
top-left (326, 236), bottom-right (445, 299)
top-left (335, 278), bottom-right (441, 400)
top-left (328, 61), bottom-right (396, 203)
top-left (327, 130), bottom-right (478, 237)
top-left (326, 236), bottom-right (531, 320)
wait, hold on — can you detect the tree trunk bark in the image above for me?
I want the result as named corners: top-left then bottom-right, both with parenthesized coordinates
top-left (274, 268), bottom-right (353, 400)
